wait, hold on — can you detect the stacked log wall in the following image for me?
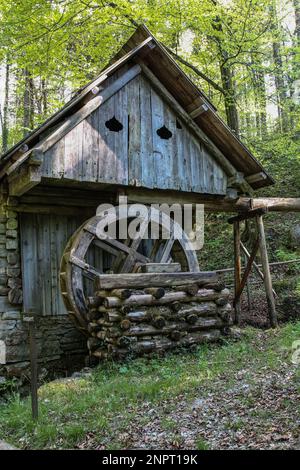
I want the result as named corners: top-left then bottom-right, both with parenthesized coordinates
top-left (86, 280), bottom-right (232, 360)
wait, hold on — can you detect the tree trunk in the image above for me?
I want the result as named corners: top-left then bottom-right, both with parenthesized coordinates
top-left (294, 0), bottom-right (300, 44)
top-left (251, 58), bottom-right (267, 138)
top-left (272, 41), bottom-right (288, 132)
top-left (23, 69), bottom-right (34, 136)
top-left (1, 58), bottom-right (10, 152)
top-left (219, 57), bottom-right (240, 136)
top-left (270, 3), bottom-right (289, 132)
top-left (41, 78), bottom-right (47, 115)
top-left (210, 11), bottom-right (240, 135)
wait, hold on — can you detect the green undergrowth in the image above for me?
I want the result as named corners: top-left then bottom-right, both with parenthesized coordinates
top-left (0, 321), bottom-right (299, 449)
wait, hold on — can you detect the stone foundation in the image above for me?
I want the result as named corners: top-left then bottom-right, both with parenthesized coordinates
top-left (0, 313), bottom-right (87, 381)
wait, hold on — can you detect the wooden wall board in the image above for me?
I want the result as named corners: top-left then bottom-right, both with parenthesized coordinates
top-left (40, 73), bottom-right (228, 195)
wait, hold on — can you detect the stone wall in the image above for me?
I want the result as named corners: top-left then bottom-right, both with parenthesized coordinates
top-left (0, 312), bottom-right (87, 380)
top-left (0, 193), bottom-right (88, 383)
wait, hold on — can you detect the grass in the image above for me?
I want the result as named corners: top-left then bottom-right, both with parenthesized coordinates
top-left (195, 437), bottom-right (210, 450)
top-left (0, 321), bottom-right (300, 449)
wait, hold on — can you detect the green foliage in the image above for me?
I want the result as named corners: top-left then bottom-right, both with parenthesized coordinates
top-left (275, 247), bottom-right (300, 262)
top-left (195, 437), bottom-right (210, 450)
top-left (0, 0), bottom-right (299, 151)
top-left (250, 133), bottom-right (300, 198)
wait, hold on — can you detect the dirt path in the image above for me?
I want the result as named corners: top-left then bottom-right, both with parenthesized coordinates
top-left (87, 331), bottom-right (300, 450)
top-left (0, 440), bottom-right (16, 450)
top-left (122, 366), bottom-right (300, 449)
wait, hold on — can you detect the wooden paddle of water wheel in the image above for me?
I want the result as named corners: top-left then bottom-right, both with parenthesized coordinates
top-left (60, 206), bottom-right (232, 358)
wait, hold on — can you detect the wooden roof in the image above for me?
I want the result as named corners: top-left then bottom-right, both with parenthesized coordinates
top-left (0, 25), bottom-right (274, 189)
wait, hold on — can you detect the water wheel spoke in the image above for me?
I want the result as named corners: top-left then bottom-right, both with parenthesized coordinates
top-left (112, 238), bottom-right (131, 272)
top-left (93, 239), bottom-right (119, 258)
top-left (69, 254), bottom-right (100, 278)
top-left (160, 236), bottom-right (175, 263)
top-left (119, 214), bottom-right (150, 272)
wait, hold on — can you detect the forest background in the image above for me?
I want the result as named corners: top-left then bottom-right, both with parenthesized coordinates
top-left (0, 0), bottom-right (300, 271)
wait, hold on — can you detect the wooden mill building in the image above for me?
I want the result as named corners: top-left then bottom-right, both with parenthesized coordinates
top-left (0, 26), bottom-right (274, 378)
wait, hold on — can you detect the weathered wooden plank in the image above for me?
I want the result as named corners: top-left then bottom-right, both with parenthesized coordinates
top-left (97, 99), bottom-right (111, 182)
top-left (256, 215), bottom-right (277, 327)
top-left (115, 80), bottom-right (128, 185)
top-left (64, 120), bottom-right (84, 181)
top-left (20, 214), bottom-right (41, 314)
top-left (82, 111), bottom-right (99, 182)
top-left (9, 165), bottom-right (41, 196)
top-left (151, 87), bottom-right (166, 189)
top-left (128, 75), bottom-right (142, 185)
top-left (13, 204), bottom-right (94, 217)
top-left (39, 65), bottom-right (141, 154)
top-left (96, 271), bottom-right (218, 289)
top-left (140, 64), bottom-right (240, 182)
top-left (162, 100), bottom-right (173, 189)
top-left (140, 262), bottom-right (181, 273)
top-left (140, 75), bottom-right (154, 188)
top-left (39, 214), bottom-right (51, 315)
top-left (233, 221), bottom-right (241, 325)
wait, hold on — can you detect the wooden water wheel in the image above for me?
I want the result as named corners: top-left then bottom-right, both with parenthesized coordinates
top-left (60, 206), bottom-right (199, 332)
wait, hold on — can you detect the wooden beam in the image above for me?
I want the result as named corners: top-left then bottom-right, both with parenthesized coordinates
top-left (125, 187), bottom-right (237, 211)
top-left (234, 238), bottom-right (259, 303)
top-left (12, 203), bottom-right (94, 217)
top-left (96, 271), bottom-right (218, 290)
top-left (8, 165), bottom-right (41, 197)
top-left (256, 215), bottom-right (277, 327)
top-left (228, 172), bottom-right (245, 188)
top-left (140, 262), bottom-right (181, 273)
top-left (228, 207), bottom-right (268, 224)
top-left (245, 172), bottom-right (267, 184)
top-left (4, 148), bottom-right (33, 177)
top-left (240, 241), bottom-right (277, 297)
top-left (126, 189), bottom-right (300, 213)
top-left (233, 221), bottom-right (241, 325)
top-left (189, 104), bottom-right (209, 118)
top-left (243, 198), bottom-right (300, 212)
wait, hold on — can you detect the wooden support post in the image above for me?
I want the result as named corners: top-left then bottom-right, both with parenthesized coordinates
top-left (233, 221), bottom-right (242, 324)
top-left (235, 238), bottom-right (259, 303)
top-left (24, 311), bottom-right (38, 420)
top-left (240, 241), bottom-right (277, 297)
top-left (244, 254), bottom-right (251, 312)
top-left (256, 215), bottom-right (277, 328)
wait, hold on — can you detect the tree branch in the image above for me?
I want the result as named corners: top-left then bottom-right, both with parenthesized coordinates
top-left (163, 45), bottom-right (226, 95)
